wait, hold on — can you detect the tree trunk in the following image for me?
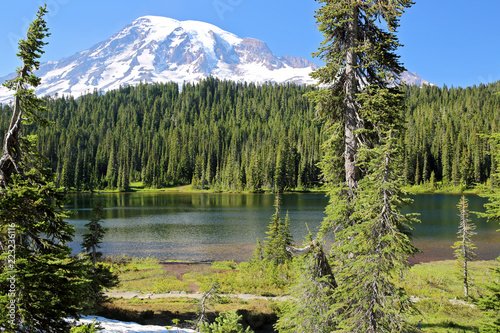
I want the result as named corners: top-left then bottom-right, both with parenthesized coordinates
top-left (462, 229), bottom-right (469, 299)
top-left (0, 69), bottom-right (27, 189)
top-left (344, 6), bottom-right (360, 196)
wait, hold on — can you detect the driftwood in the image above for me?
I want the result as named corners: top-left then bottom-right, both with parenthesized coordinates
top-left (286, 241), bottom-right (315, 256)
top-left (286, 240), bottom-right (337, 289)
top-left (194, 282), bottom-right (219, 330)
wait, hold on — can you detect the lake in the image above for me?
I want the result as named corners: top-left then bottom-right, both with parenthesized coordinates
top-left (66, 192), bottom-right (500, 263)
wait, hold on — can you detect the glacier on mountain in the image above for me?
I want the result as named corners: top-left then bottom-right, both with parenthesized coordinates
top-left (0, 16), bottom-right (318, 102)
top-left (0, 15), bottom-right (434, 103)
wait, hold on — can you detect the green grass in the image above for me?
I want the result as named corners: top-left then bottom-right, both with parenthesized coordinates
top-left (403, 181), bottom-right (489, 195)
top-left (402, 260), bottom-right (500, 332)
top-left (105, 256), bottom-right (499, 331)
top-left (80, 181), bottom-right (327, 195)
top-left (109, 257), bottom-right (191, 293)
top-left (408, 299), bottom-right (484, 332)
top-left (403, 260), bottom-right (500, 300)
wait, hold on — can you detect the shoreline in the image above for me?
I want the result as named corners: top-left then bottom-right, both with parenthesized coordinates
top-left (104, 248), bottom-right (499, 266)
top-left (69, 182), bottom-right (490, 196)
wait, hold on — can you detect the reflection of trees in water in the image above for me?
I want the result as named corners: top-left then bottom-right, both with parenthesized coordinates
top-left (65, 193), bottom-right (499, 261)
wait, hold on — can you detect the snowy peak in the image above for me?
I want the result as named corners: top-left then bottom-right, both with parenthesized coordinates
top-left (0, 16), bottom-right (431, 103)
top-left (400, 71), bottom-right (436, 87)
top-left (0, 15), bottom-right (320, 102)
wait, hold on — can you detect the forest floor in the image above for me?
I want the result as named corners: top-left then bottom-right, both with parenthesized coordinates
top-left (94, 258), bottom-right (500, 332)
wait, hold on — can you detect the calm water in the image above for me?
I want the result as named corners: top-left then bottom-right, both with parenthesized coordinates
top-left (66, 192), bottom-right (500, 262)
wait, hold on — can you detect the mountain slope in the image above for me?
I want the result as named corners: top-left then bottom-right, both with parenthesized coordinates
top-left (0, 16), bottom-right (317, 102)
top-left (0, 16), bottom-right (433, 103)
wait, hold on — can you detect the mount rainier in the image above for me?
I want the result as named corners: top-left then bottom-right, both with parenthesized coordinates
top-left (0, 15), bottom-right (432, 102)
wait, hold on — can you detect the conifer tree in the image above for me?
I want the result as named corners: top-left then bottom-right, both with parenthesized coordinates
top-left (476, 132), bottom-right (500, 331)
top-left (251, 238), bottom-right (264, 262)
top-left (331, 113), bottom-right (418, 332)
top-left (451, 195), bottom-right (476, 299)
top-left (274, 244), bottom-right (337, 333)
top-left (429, 170), bottom-right (436, 190)
top-left (479, 133), bottom-right (500, 224)
top-left (282, 212), bottom-right (293, 254)
top-left (263, 195), bottom-right (292, 266)
top-left (0, 6), bottom-right (89, 331)
top-left (477, 264), bottom-right (500, 332)
top-left (82, 200), bottom-right (107, 266)
top-left (81, 199), bottom-right (118, 310)
top-left (281, 0), bottom-right (417, 331)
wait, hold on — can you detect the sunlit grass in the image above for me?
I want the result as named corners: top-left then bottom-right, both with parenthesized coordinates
top-left (403, 260), bottom-right (500, 300)
top-left (407, 299), bottom-right (484, 332)
top-left (105, 256), bottom-right (498, 331)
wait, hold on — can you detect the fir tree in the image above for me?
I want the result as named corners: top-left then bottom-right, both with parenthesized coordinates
top-left (332, 129), bottom-right (418, 332)
top-left (479, 133), bottom-right (500, 224)
top-left (451, 195), bottom-right (476, 299)
top-left (476, 133), bottom-right (500, 332)
top-left (81, 199), bottom-right (118, 310)
top-left (82, 199), bottom-right (107, 266)
top-left (476, 262), bottom-right (500, 332)
top-left (274, 243), bottom-right (337, 333)
top-left (263, 195), bottom-right (293, 266)
top-left (429, 170), bottom-right (436, 190)
top-left (251, 238), bottom-right (264, 262)
top-left (198, 310), bottom-right (253, 333)
top-left (0, 6), bottom-right (89, 331)
top-left (282, 211), bottom-right (293, 254)
top-left (284, 0), bottom-right (418, 331)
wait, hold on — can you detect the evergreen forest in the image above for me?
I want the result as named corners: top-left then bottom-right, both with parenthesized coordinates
top-left (1, 78), bottom-right (497, 193)
top-left (0, 78), bottom-right (500, 192)
top-left (0, 79), bottom-right (322, 192)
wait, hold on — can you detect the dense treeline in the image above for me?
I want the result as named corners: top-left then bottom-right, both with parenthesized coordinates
top-left (0, 78), bottom-right (323, 192)
top-left (0, 79), bottom-right (498, 192)
top-left (402, 81), bottom-right (500, 187)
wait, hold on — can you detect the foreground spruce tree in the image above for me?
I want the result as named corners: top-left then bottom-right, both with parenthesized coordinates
top-left (333, 127), bottom-right (418, 332)
top-left (82, 200), bottom-right (107, 266)
top-left (451, 195), bottom-right (476, 300)
top-left (0, 6), bottom-right (89, 332)
top-left (81, 199), bottom-right (118, 310)
top-left (274, 243), bottom-right (337, 332)
top-left (277, 0), bottom-right (418, 332)
top-left (477, 263), bottom-right (500, 332)
top-left (263, 195), bottom-right (293, 266)
top-left (476, 133), bottom-right (500, 332)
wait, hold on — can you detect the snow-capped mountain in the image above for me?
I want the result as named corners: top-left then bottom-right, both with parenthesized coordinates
top-left (400, 71), bottom-right (436, 87)
top-left (0, 16), bottom-right (318, 102)
top-left (0, 16), bottom-right (434, 103)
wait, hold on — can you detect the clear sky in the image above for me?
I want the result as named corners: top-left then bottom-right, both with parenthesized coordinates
top-left (0, 0), bottom-right (499, 88)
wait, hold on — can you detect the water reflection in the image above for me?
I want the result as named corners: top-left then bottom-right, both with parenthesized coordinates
top-left (66, 192), bottom-right (500, 262)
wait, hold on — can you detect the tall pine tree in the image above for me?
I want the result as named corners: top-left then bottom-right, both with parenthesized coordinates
top-left (0, 6), bottom-right (89, 332)
top-left (263, 195), bottom-right (293, 266)
top-left (81, 199), bottom-right (118, 311)
top-left (451, 195), bottom-right (476, 300)
top-left (477, 132), bottom-right (500, 331)
top-left (279, 0), bottom-right (418, 331)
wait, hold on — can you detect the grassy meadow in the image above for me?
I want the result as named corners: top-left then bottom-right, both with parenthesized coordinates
top-left (94, 256), bottom-right (500, 332)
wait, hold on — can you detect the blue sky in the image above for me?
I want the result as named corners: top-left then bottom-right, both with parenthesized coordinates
top-left (0, 0), bottom-right (499, 88)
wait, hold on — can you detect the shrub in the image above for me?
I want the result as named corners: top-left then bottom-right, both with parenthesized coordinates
top-left (198, 310), bottom-right (253, 333)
